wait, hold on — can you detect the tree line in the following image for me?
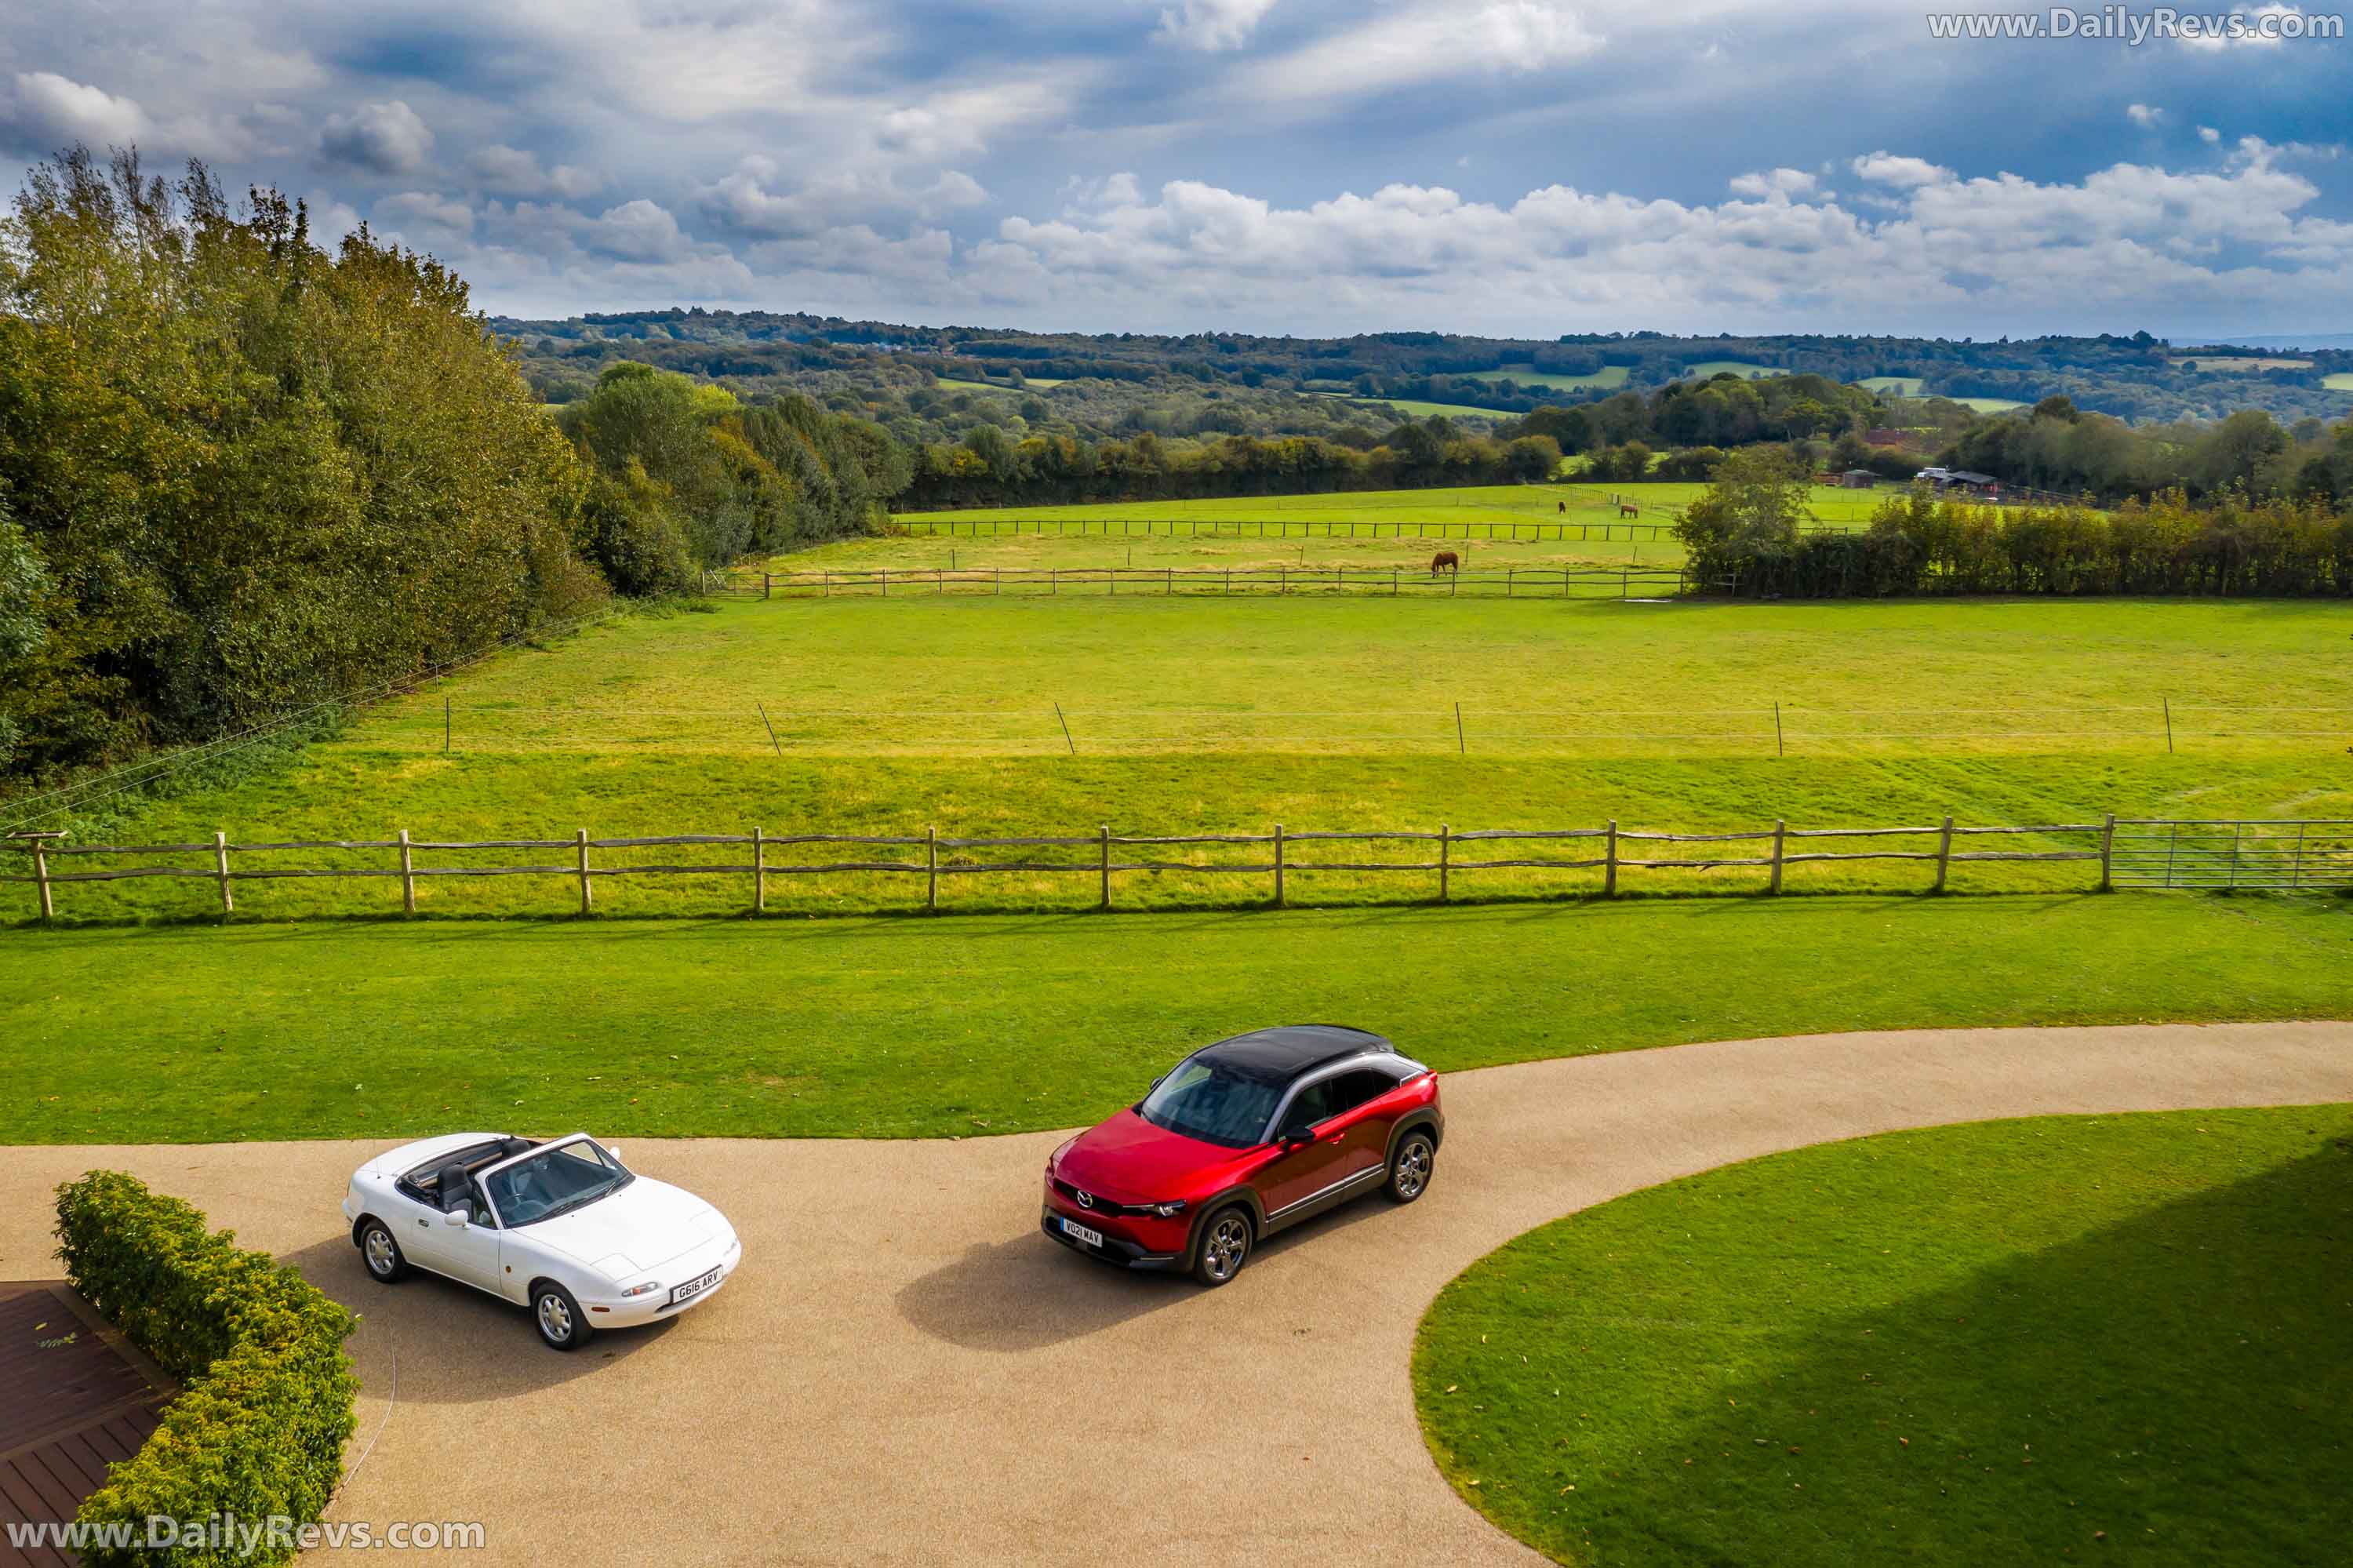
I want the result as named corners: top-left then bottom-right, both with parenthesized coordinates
top-left (1678, 449), bottom-right (2353, 598)
top-left (0, 151), bottom-right (906, 780)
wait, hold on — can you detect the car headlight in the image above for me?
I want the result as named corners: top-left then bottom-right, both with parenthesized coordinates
top-left (1142, 1200), bottom-right (1187, 1218)
top-left (618, 1281), bottom-right (663, 1298)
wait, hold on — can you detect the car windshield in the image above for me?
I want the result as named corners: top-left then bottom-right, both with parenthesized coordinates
top-left (1136, 1057), bottom-right (1282, 1148)
top-left (482, 1138), bottom-right (632, 1227)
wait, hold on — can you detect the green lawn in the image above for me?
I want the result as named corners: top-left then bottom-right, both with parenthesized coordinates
top-left (1954, 395), bottom-right (2029, 413)
top-left (1413, 1106), bottom-right (2353, 1567)
top-left (14, 595), bottom-right (2347, 922)
top-left (6, 895), bottom-right (2351, 1143)
top-left (1859, 376), bottom-right (1925, 396)
top-left (2324, 373), bottom-right (2353, 392)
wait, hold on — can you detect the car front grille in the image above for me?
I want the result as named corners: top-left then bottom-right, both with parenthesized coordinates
top-left (1050, 1179), bottom-right (1148, 1218)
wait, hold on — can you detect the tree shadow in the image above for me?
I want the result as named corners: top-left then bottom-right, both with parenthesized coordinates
top-left (1465, 1138), bottom-right (2353, 1566)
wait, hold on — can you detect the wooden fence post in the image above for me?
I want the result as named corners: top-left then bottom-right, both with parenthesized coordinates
top-left (398, 829), bottom-right (416, 915)
top-left (1933, 815), bottom-right (1954, 893)
top-left (576, 828), bottom-right (591, 915)
top-left (752, 826), bottom-right (766, 913)
top-left (1604, 820), bottom-right (1617, 897)
top-left (926, 825), bottom-right (939, 911)
top-left (213, 831), bottom-right (234, 915)
top-left (30, 836), bottom-right (53, 920)
top-left (763, 571), bottom-right (772, 600)
top-left (1273, 824), bottom-right (1286, 907)
top-left (1438, 824), bottom-right (1450, 902)
top-left (1099, 825), bottom-right (1111, 910)
top-left (1769, 820), bottom-right (1786, 894)
top-left (2099, 812), bottom-right (2116, 893)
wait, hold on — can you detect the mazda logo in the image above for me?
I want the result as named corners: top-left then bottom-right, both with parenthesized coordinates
top-left (1075, 1191), bottom-right (1094, 1210)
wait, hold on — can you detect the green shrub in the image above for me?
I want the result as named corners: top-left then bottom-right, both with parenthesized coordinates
top-left (54, 1171), bottom-right (358, 1567)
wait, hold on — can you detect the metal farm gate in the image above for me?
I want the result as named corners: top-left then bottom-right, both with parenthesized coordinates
top-left (2108, 819), bottom-right (2353, 892)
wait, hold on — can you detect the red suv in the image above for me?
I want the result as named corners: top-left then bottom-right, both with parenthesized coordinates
top-left (1042, 1024), bottom-right (1442, 1286)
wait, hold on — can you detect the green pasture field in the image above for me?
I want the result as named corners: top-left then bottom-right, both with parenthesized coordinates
top-left (935, 374), bottom-right (1067, 391)
top-left (2168, 356), bottom-right (2312, 372)
top-left (12, 595), bottom-right (2348, 925)
top-left (1462, 363), bottom-right (1631, 393)
top-left (1414, 1105), bottom-right (2353, 1567)
top-left (781, 529), bottom-right (1684, 571)
top-left (891, 481), bottom-right (1894, 531)
top-left (2325, 373), bottom-right (2353, 392)
top-left (1681, 359), bottom-right (1783, 380)
top-left (1859, 375), bottom-right (1925, 396)
top-left (1305, 392), bottom-right (1520, 419)
top-left (5, 897), bottom-right (2351, 1143)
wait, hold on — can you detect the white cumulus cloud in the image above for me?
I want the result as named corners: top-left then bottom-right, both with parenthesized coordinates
top-left (2126, 103), bottom-right (2164, 127)
top-left (6, 72), bottom-right (149, 147)
top-left (318, 100), bottom-right (432, 174)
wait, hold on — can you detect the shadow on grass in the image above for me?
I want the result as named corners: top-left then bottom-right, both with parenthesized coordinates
top-left (1467, 1142), bottom-right (2353, 1567)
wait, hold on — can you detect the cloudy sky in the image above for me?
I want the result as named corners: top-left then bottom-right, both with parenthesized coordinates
top-left (5, 1), bottom-right (2348, 337)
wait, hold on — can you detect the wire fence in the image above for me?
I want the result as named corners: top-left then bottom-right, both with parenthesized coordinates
top-left (355, 700), bottom-right (2353, 759)
top-left (5, 813), bottom-right (2344, 923)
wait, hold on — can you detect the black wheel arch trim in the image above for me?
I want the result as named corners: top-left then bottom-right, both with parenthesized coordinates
top-left (1384, 1113), bottom-right (1442, 1167)
top-left (352, 1213), bottom-right (387, 1247)
top-left (1181, 1190), bottom-right (1266, 1268)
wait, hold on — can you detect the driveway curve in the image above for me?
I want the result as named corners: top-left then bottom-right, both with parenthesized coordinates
top-left (3, 1020), bottom-right (2348, 1565)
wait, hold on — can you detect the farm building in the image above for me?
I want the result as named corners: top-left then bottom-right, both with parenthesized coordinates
top-left (1839, 469), bottom-right (1878, 489)
top-left (1915, 467), bottom-right (2002, 497)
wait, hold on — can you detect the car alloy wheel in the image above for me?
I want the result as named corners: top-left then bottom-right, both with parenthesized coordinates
top-left (360, 1221), bottom-right (406, 1282)
top-left (534, 1285), bottom-right (590, 1351)
top-left (1387, 1133), bottom-right (1434, 1202)
top-left (1194, 1208), bottom-right (1253, 1286)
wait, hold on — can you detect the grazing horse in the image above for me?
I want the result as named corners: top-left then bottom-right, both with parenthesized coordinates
top-left (1431, 550), bottom-right (1460, 577)
top-left (1557, 500), bottom-right (1566, 514)
top-left (1617, 503), bottom-right (1640, 518)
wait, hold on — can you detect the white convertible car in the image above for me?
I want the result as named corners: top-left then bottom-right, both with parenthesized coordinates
top-left (342, 1132), bottom-right (741, 1350)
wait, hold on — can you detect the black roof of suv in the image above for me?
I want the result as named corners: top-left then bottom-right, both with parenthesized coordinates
top-left (1195, 1024), bottom-right (1393, 1084)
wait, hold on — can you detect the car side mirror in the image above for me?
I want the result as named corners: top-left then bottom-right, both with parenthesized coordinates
top-left (1279, 1124), bottom-right (1315, 1148)
top-left (1148, 1075), bottom-right (1166, 1091)
top-left (444, 1203), bottom-right (471, 1228)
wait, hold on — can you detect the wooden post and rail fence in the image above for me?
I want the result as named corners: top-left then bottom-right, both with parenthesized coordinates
top-left (6, 815), bottom-right (2347, 921)
top-left (719, 565), bottom-right (1693, 601)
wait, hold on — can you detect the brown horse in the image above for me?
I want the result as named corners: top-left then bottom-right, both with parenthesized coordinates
top-left (1618, 503), bottom-right (1639, 518)
top-left (1431, 550), bottom-right (1460, 577)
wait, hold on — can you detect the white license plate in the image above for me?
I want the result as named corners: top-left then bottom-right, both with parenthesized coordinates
top-left (1060, 1217), bottom-right (1104, 1249)
top-left (669, 1265), bottom-right (722, 1305)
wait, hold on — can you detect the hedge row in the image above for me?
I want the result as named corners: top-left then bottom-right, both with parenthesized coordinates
top-left (54, 1171), bottom-right (359, 1568)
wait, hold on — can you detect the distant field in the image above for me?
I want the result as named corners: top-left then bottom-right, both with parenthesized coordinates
top-left (936, 374), bottom-right (1067, 391)
top-left (2168, 356), bottom-right (2312, 372)
top-left (1954, 395), bottom-right (2028, 412)
top-left (2326, 373), bottom-right (2353, 392)
top-left (1682, 360), bottom-right (1782, 380)
top-left (1859, 375), bottom-right (1925, 395)
top-left (1463, 362), bottom-right (1631, 393)
top-left (1305, 391), bottom-right (1518, 419)
top-left (892, 481), bottom-right (1894, 533)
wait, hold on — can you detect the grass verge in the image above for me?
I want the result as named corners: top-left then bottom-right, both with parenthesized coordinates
top-left (1413, 1105), bottom-right (2353, 1567)
top-left (5, 893), bottom-right (2349, 1144)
